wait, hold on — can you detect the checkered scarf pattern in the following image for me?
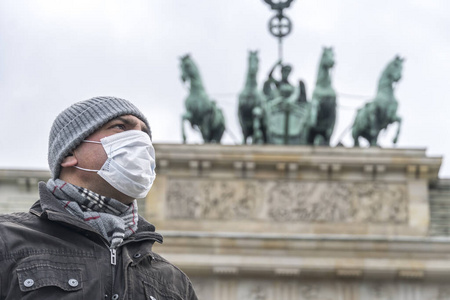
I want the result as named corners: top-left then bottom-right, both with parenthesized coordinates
top-left (47, 179), bottom-right (138, 249)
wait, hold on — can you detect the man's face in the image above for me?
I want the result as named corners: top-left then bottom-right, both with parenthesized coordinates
top-left (74, 114), bottom-right (149, 170)
top-left (62, 114), bottom-right (149, 204)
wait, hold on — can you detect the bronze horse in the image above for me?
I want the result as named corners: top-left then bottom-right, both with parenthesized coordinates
top-left (352, 56), bottom-right (404, 146)
top-left (180, 54), bottom-right (225, 143)
top-left (238, 51), bottom-right (265, 144)
top-left (306, 47), bottom-right (337, 146)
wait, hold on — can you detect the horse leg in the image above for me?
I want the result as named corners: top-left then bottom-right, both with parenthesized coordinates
top-left (370, 136), bottom-right (378, 147)
top-left (323, 131), bottom-right (331, 146)
top-left (238, 106), bottom-right (248, 144)
top-left (329, 107), bottom-right (337, 145)
top-left (352, 127), bottom-right (360, 147)
top-left (210, 120), bottom-right (225, 143)
top-left (367, 103), bottom-right (378, 138)
top-left (181, 112), bottom-right (193, 144)
top-left (242, 125), bottom-right (249, 144)
top-left (252, 107), bottom-right (264, 144)
top-left (314, 135), bottom-right (325, 146)
top-left (201, 125), bottom-right (211, 143)
top-left (324, 113), bottom-right (336, 146)
top-left (217, 123), bottom-right (226, 143)
top-left (208, 107), bottom-right (225, 143)
top-left (392, 116), bottom-right (402, 144)
top-left (307, 128), bottom-right (315, 145)
top-left (308, 99), bottom-right (319, 127)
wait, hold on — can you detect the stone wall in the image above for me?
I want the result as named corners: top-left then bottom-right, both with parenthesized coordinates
top-left (189, 277), bottom-right (450, 300)
top-left (146, 144), bottom-right (450, 299)
top-left (429, 179), bottom-right (450, 236)
top-left (148, 145), bottom-right (441, 237)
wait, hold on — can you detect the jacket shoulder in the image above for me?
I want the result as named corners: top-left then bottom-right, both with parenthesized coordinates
top-left (150, 252), bottom-right (198, 300)
top-left (0, 212), bottom-right (39, 257)
top-left (0, 211), bottom-right (36, 225)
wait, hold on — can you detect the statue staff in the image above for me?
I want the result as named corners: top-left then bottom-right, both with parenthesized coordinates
top-left (263, 0), bottom-right (295, 61)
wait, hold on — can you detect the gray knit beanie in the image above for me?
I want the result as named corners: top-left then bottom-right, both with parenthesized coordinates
top-left (48, 96), bottom-right (151, 179)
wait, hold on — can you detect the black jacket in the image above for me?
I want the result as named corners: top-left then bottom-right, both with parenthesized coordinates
top-left (0, 182), bottom-right (197, 300)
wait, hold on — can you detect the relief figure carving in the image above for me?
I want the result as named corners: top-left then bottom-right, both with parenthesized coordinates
top-left (167, 180), bottom-right (262, 220)
top-left (166, 179), bottom-right (407, 224)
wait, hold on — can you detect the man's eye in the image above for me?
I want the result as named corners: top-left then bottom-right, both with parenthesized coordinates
top-left (111, 124), bottom-right (126, 130)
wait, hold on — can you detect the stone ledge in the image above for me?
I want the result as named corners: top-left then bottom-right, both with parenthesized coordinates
top-left (159, 230), bottom-right (450, 243)
top-left (157, 252), bottom-right (450, 279)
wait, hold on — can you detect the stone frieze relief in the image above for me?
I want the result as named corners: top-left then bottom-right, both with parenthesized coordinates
top-left (166, 179), bottom-right (407, 223)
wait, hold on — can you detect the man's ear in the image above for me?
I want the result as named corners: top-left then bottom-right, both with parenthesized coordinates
top-left (61, 155), bottom-right (78, 168)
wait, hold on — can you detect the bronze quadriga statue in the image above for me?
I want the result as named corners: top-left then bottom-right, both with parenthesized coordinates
top-left (179, 51), bottom-right (403, 148)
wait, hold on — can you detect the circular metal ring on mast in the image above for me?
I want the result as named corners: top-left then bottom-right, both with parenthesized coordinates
top-left (268, 14), bottom-right (292, 38)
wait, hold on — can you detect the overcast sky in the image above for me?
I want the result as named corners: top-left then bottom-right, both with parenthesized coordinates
top-left (1, 0), bottom-right (449, 177)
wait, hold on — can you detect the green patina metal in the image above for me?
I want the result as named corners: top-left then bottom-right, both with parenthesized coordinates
top-left (238, 51), bottom-right (265, 144)
top-left (179, 54), bottom-right (226, 143)
top-left (178, 0), bottom-right (406, 148)
top-left (263, 59), bottom-right (295, 101)
top-left (306, 47), bottom-right (337, 146)
top-left (352, 56), bottom-right (404, 147)
top-left (263, 0), bottom-right (295, 61)
top-left (255, 60), bottom-right (309, 145)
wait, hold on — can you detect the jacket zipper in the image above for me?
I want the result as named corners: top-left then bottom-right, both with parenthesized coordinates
top-left (101, 238), bottom-right (117, 298)
top-left (110, 248), bottom-right (117, 265)
top-left (106, 245), bottom-right (118, 299)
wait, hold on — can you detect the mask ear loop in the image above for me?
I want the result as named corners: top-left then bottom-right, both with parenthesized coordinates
top-left (74, 166), bottom-right (99, 172)
top-left (83, 140), bottom-right (102, 144)
top-left (73, 140), bottom-right (102, 172)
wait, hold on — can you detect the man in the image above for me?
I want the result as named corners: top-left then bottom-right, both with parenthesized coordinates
top-left (0, 96), bottom-right (198, 299)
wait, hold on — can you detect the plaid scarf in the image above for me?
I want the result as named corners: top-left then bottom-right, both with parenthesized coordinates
top-left (47, 179), bottom-right (139, 249)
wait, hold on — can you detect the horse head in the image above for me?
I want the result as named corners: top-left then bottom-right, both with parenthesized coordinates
top-left (320, 46), bottom-right (335, 69)
top-left (383, 55), bottom-right (404, 83)
top-left (179, 54), bottom-right (200, 84)
top-left (248, 50), bottom-right (259, 75)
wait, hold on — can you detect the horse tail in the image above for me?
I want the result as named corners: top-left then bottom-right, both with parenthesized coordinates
top-left (224, 128), bottom-right (241, 145)
top-left (210, 103), bottom-right (226, 142)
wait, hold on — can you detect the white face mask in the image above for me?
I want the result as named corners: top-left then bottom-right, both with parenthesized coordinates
top-left (74, 130), bottom-right (156, 199)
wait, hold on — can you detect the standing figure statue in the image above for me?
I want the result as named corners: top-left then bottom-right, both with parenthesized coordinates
top-left (262, 59), bottom-right (307, 104)
top-left (254, 59), bottom-right (308, 145)
top-left (263, 59), bottom-right (294, 100)
top-left (238, 51), bottom-right (265, 144)
top-left (352, 55), bottom-right (404, 147)
top-left (179, 54), bottom-right (226, 143)
top-left (306, 47), bottom-right (337, 146)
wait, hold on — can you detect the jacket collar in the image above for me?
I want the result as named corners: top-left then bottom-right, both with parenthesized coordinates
top-left (30, 181), bottom-right (163, 244)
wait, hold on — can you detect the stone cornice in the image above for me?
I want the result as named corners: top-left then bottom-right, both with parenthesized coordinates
top-left (154, 144), bottom-right (442, 180)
